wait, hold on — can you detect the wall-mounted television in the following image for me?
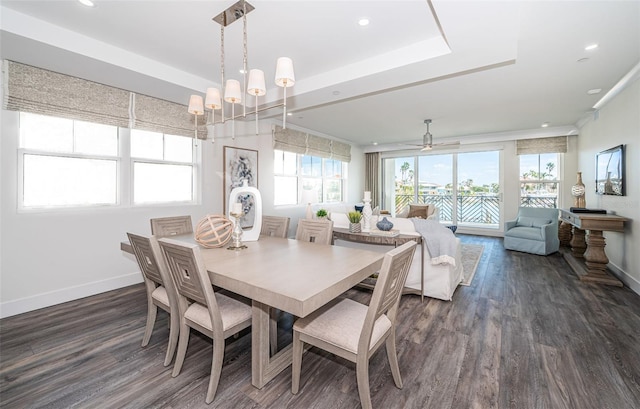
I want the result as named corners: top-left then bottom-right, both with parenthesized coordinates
top-left (595, 144), bottom-right (625, 196)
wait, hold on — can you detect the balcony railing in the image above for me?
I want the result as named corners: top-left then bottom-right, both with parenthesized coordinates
top-left (394, 194), bottom-right (557, 224)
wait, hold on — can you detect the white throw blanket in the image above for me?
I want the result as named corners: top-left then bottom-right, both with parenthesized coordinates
top-left (411, 219), bottom-right (457, 267)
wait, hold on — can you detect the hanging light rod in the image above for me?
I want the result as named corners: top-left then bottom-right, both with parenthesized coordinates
top-left (188, 0), bottom-right (295, 142)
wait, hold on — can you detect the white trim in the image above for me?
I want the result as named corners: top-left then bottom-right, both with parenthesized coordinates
top-left (0, 272), bottom-right (143, 319)
top-left (608, 262), bottom-right (640, 296)
top-left (593, 62), bottom-right (640, 110)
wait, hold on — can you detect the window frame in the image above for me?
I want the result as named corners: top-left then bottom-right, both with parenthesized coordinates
top-left (16, 112), bottom-right (200, 212)
top-left (518, 152), bottom-right (563, 209)
top-left (273, 149), bottom-right (347, 206)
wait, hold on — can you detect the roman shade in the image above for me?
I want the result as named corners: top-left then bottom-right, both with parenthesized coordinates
top-left (2, 60), bottom-right (130, 128)
top-left (516, 136), bottom-right (568, 155)
top-left (2, 60), bottom-right (206, 139)
top-left (273, 125), bottom-right (351, 162)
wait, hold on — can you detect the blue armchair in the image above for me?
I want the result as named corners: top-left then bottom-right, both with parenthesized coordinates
top-left (504, 207), bottom-right (559, 255)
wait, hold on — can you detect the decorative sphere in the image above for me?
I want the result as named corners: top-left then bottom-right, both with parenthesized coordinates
top-left (195, 214), bottom-right (233, 248)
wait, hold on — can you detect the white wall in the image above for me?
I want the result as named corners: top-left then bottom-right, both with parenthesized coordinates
top-left (575, 79), bottom-right (639, 292)
top-left (0, 114), bottom-right (363, 317)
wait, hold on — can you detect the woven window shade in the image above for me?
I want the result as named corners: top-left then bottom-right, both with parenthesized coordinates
top-left (133, 93), bottom-right (207, 139)
top-left (516, 136), bottom-right (568, 155)
top-left (2, 60), bottom-right (130, 128)
top-left (273, 125), bottom-right (351, 162)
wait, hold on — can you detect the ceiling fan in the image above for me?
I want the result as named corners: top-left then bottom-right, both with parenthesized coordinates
top-left (409, 119), bottom-right (460, 151)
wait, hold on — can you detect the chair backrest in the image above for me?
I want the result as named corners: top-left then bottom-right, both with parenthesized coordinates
top-left (517, 207), bottom-right (559, 224)
top-left (150, 216), bottom-right (193, 237)
top-left (127, 232), bottom-right (179, 305)
top-left (295, 219), bottom-right (334, 245)
top-left (157, 238), bottom-right (225, 336)
top-left (261, 216), bottom-right (290, 238)
top-left (358, 241), bottom-right (417, 352)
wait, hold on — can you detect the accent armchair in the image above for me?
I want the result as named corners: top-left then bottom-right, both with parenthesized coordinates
top-left (504, 207), bottom-right (559, 255)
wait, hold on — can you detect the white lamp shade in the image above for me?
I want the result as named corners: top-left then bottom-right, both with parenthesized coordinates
top-left (187, 95), bottom-right (204, 115)
top-left (224, 79), bottom-right (242, 103)
top-left (247, 69), bottom-right (266, 96)
top-left (205, 87), bottom-right (222, 110)
top-left (275, 57), bottom-right (295, 87)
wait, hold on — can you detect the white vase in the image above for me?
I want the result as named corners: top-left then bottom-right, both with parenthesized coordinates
top-left (228, 180), bottom-right (262, 242)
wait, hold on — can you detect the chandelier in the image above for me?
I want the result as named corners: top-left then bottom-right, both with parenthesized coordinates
top-left (188, 0), bottom-right (295, 141)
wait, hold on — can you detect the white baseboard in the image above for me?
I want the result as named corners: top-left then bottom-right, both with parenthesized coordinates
top-left (0, 272), bottom-right (143, 319)
top-left (609, 263), bottom-right (640, 296)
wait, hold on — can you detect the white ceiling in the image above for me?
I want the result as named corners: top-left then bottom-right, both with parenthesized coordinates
top-left (1, 0), bottom-right (639, 150)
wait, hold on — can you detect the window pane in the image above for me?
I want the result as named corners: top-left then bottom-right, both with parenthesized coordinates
top-left (274, 176), bottom-right (297, 205)
top-left (23, 154), bottom-right (117, 207)
top-left (274, 150), bottom-right (284, 174)
top-left (301, 156), bottom-right (322, 177)
top-left (133, 162), bottom-right (193, 203)
top-left (74, 120), bottom-right (118, 156)
top-left (324, 159), bottom-right (342, 178)
top-left (539, 153), bottom-right (558, 180)
top-left (458, 151), bottom-right (500, 227)
top-left (131, 129), bottom-right (163, 160)
top-left (520, 182), bottom-right (558, 208)
top-left (164, 134), bottom-right (193, 163)
top-left (283, 151), bottom-right (297, 175)
top-left (394, 157), bottom-right (415, 214)
top-left (324, 179), bottom-right (342, 202)
top-left (20, 112), bottom-right (73, 152)
top-left (418, 154), bottom-right (453, 222)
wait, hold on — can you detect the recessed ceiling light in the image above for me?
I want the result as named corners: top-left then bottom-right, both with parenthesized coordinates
top-left (332, 90), bottom-right (340, 96)
top-left (239, 69), bottom-right (246, 74)
top-left (585, 43), bottom-right (599, 51)
top-left (358, 18), bottom-right (370, 26)
top-left (541, 122), bottom-right (549, 128)
top-left (372, 142), bottom-right (378, 146)
top-left (587, 88), bottom-right (602, 95)
top-left (78, 0), bottom-right (95, 7)
top-left (287, 112), bottom-right (292, 116)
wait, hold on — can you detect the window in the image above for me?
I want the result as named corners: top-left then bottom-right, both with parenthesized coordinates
top-left (19, 112), bottom-right (118, 208)
top-left (519, 153), bottom-right (560, 208)
top-left (130, 129), bottom-right (195, 204)
top-left (274, 149), bottom-right (347, 205)
top-left (18, 112), bottom-right (197, 209)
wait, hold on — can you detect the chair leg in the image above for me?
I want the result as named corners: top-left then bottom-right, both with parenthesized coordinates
top-left (356, 355), bottom-right (372, 409)
top-left (291, 330), bottom-right (303, 394)
top-left (172, 322), bottom-right (190, 377)
top-left (142, 300), bottom-right (157, 347)
top-left (163, 310), bottom-right (180, 366)
top-left (270, 309), bottom-right (278, 356)
top-left (385, 332), bottom-right (403, 389)
top-left (205, 338), bottom-right (225, 404)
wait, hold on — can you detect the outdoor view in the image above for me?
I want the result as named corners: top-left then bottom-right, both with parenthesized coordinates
top-left (385, 151), bottom-right (558, 228)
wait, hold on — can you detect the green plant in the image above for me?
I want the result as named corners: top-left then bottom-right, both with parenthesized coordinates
top-left (316, 209), bottom-right (328, 218)
top-left (347, 211), bottom-right (362, 223)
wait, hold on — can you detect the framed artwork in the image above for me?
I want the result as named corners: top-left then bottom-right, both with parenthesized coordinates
top-left (223, 146), bottom-right (258, 226)
top-left (595, 144), bottom-right (624, 196)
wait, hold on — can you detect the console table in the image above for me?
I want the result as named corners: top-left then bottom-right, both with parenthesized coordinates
top-left (559, 209), bottom-right (628, 286)
top-left (333, 228), bottom-right (425, 300)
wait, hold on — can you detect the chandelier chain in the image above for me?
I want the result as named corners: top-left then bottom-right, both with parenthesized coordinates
top-left (242, 1), bottom-right (248, 117)
top-left (220, 25), bottom-right (225, 122)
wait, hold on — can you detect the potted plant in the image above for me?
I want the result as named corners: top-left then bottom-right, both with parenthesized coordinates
top-left (347, 211), bottom-right (362, 233)
top-left (316, 209), bottom-right (328, 220)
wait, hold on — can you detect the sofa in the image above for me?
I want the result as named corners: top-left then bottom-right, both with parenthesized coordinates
top-left (504, 207), bottom-right (559, 255)
top-left (331, 212), bottom-right (463, 301)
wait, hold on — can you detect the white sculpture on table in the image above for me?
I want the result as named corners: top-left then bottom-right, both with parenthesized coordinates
top-left (362, 191), bottom-right (373, 232)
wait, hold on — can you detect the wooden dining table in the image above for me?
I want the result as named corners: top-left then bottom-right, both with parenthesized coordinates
top-left (121, 235), bottom-right (384, 389)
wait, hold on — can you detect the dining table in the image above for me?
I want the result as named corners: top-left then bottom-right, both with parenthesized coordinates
top-left (121, 234), bottom-right (385, 389)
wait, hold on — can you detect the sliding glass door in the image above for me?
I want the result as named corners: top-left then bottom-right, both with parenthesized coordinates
top-left (382, 150), bottom-right (502, 231)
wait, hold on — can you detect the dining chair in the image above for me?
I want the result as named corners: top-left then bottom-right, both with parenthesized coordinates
top-left (127, 233), bottom-right (179, 367)
top-left (150, 215), bottom-right (193, 237)
top-left (157, 238), bottom-right (252, 404)
top-left (295, 219), bottom-right (334, 245)
top-left (291, 241), bottom-right (417, 409)
top-left (261, 215), bottom-right (290, 238)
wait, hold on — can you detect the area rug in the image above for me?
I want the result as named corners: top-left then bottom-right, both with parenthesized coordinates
top-left (460, 244), bottom-right (484, 286)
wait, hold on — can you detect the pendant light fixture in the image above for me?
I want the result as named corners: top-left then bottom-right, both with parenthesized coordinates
top-left (187, 0), bottom-right (295, 141)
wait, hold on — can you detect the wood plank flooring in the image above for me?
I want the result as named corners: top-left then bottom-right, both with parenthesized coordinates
top-left (2, 235), bottom-right (639, 408)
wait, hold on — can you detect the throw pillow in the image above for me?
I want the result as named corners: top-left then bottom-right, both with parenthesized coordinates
top-left (532, 219), bottom-right (552, 228)
top-left (407, 204), bottom-right (430, 219)
top-left (516, 216), bottom-right (535, 227)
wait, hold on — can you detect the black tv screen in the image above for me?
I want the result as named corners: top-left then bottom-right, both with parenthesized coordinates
top-left (595, 145), bottom-right (624, 196)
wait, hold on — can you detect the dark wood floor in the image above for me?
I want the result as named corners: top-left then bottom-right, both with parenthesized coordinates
top-left (2, 235), bottom-right (639, 409)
